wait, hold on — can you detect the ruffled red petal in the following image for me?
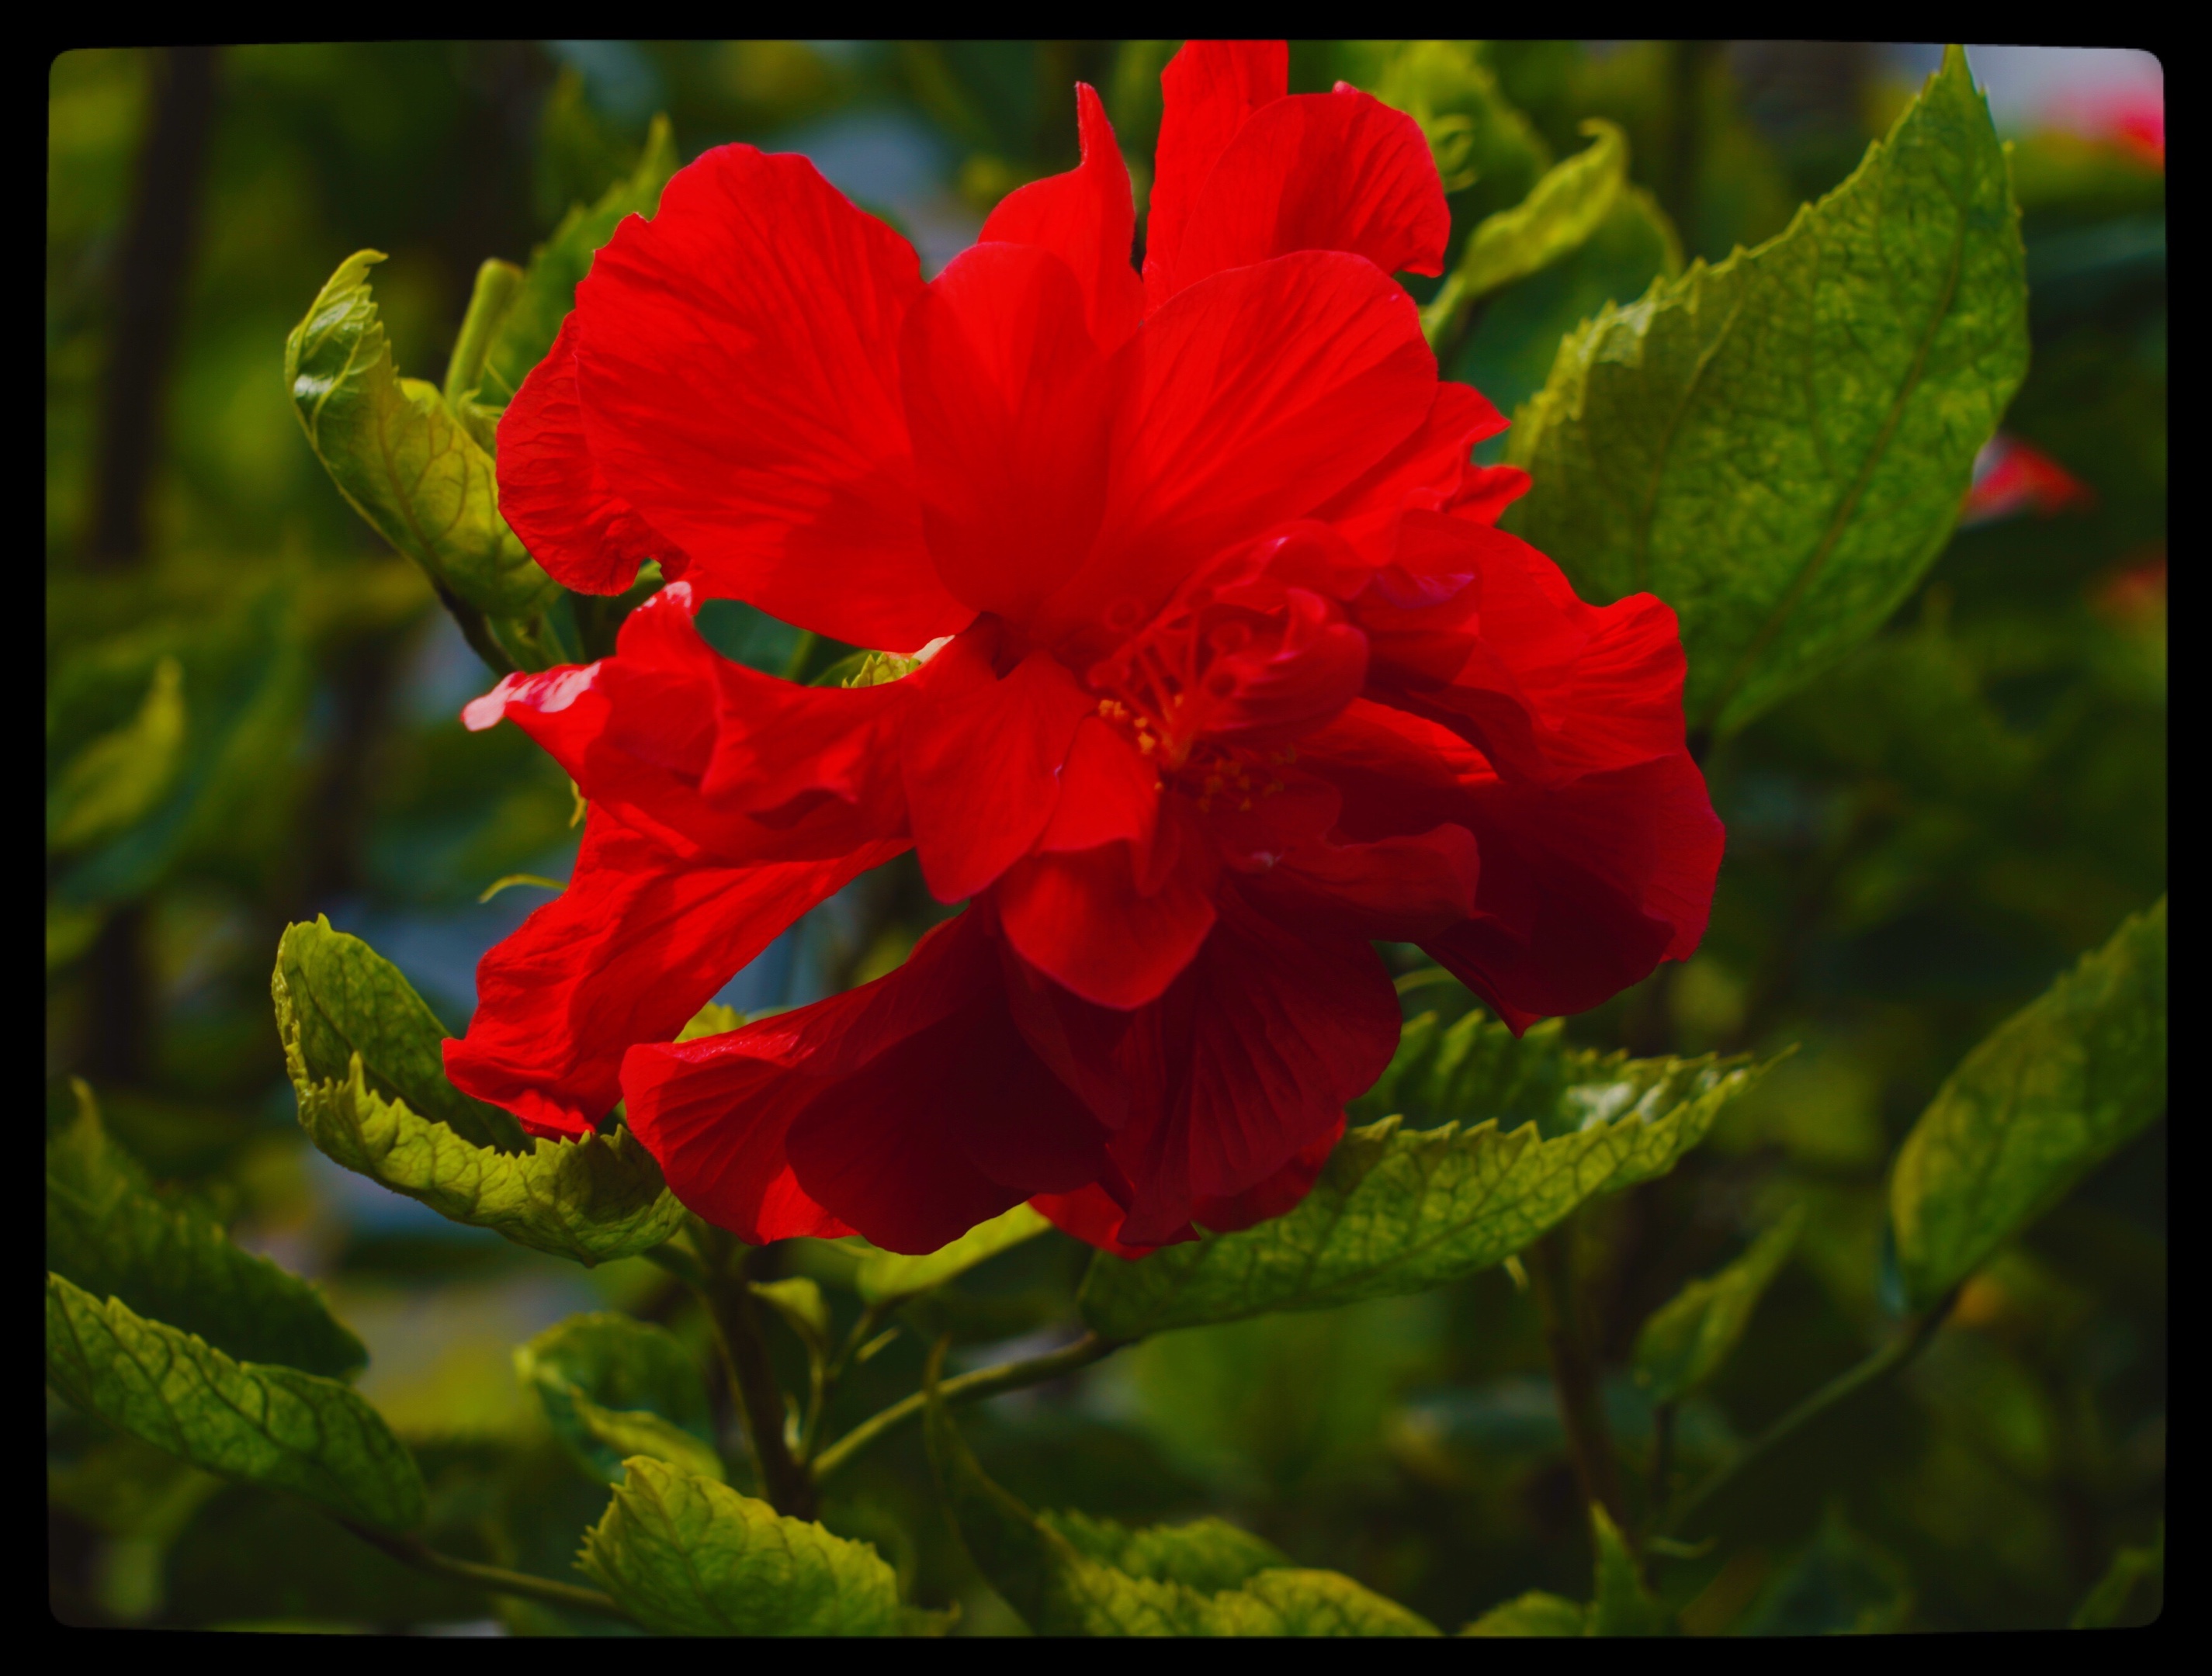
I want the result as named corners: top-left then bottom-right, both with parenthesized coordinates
top-left (1190, 1114), bottom-right (1345, 1234)
top-left (899, 242), bottom-right (1118, 624)
top-left (1173, 88), bottom-right (1450, 291)
top-left (497, 317), bottom-right (682, 594)
top-left (1308, 381), bottom-right (1509, 563)
top-left (1036, 251), bottom-right (1436, 656)
top-left (1248, 822), bottom-right (1482, 943)
top-left (980, 84), bottom-right (1143, 350)
top-left (900, 630), bottom-right (1097, 902)
top-left (568, 144), bottom-right (969, 652)
top-left (442, 808), bottom-right (901, 1135)
top-left (626, 910), bottom-right (1112, 1253)
top-left (1144, 40), bottom-right (1288, 310)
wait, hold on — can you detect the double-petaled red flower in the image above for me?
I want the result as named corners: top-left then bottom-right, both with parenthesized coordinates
top-left (446, 41), bottom-right (1723, 1255)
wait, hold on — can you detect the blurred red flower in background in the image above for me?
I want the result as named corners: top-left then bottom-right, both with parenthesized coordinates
top-left (444, 40), bottom-right (1723, 1255)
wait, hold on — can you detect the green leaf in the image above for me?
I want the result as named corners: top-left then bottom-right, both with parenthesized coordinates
top-left (677, 1001), bottom-right (746, 1043)
top-left (1370, 39), bottom-right (1548, 216)
top-left (274, 916), bottom-right (524, 1154)
top-left (1506, 46), bottom-right (2030, 736)
top-left (515, 1313), bottom-right (719, 1485)
top-left (1889, 898), bottom-right (2166, 1310)
top-left (47, 1080), bottom-right (366, 1379)
top-left (285, 250), bottom-right (556, 620)
top-left (1587, 1505), bottom-right (1673, 1635)
top-left (580, 1456), bottom-right (907, 1636)
top-left (854, 1202), bottom-right (1052, 1304)
top-left (1735, 1506), bottom-right (1912, 1635)
top-left (478, 116), bottom-right (680, 408)
top-left (925, 1368), bottom-right (1437, 1636)
top-left (289, 1058), bottom-right (685, 1267)
top-left (1450, 184), bottom-right (1682, 428)
top-left (1632, 1203), bottom-right (1805, 1406)
top-left (1461, 1591), bottom-right (1587, 1636)
top-left (1423, 119), bottom-right (1628, 341)
top-left (440, 258), bottom-right (524, 450)
top-left (46, 1273), bottom-right (425, 1531)
top-left (47, 655), bottom-right (185, 853)
top-left (2070, 1522), bottom-right (2162, 1629)
top-left (1081, 1044), bottom-right (1765, 1339)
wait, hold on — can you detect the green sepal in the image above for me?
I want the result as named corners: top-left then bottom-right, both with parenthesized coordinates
top-left (275, 916), bottom-right (523, 1154)
top-left (46, 1273), bottom-right (425, 1532)
top-left (477, 115), bottom-right (681, 409)
top-left (1889, 897), bottom-right (2166, 1309)
top-left (854, 1202), bottom-right (1052, 1304)
top-left (1081, 1044), bottom-right (1766, 1339)
top-left (285, 250), bottom-right (556, 621)
top-left (925, 1350), bottom-right (1437, 1636)
top-left (515, 1313), bottom-right (720, 1485)
top-left (579, 1456), bottom-right (915, 1636)
top-left (276, 921), bottom-right (685, 1266)
top-left (1632, 1203), bottom-right (1805, 1406)
top-left (1507, 45), bottom-right (2030, 736)
top-left (47, 1080), bottom-right (366, 1379)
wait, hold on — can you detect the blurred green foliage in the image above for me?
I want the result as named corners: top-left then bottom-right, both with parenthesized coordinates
top-left (48, 41), bottom-right (2162, 1634)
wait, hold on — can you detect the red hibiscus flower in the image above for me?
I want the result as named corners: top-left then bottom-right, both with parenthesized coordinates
top-left (444, 40), bottom-right (1724, 1255)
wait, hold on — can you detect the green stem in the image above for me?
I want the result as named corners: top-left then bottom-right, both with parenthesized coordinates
top-left (810, 1332), bottom-right (1125, 1484)
top-left (1528, 1228), bottom-right (1631, 1537)
top-left (1659, 1290), bottom-right (1958, 1540)
top-left (335, 1519), bottom-right (633, 1622)
top-left (694, 1238), bottom-right (815, 1519)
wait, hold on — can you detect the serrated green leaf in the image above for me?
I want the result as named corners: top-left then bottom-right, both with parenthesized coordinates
top-left (855, 1202), bottom-right (1051, 1304)
top-left (1349, 1009), bottom-right (1572, 1133)
top-left (275, 916), bottom-right (523, 1154)
top-left (1039, 1510), bottom-right (1291, 1594)
top-left (1081, 1045), bottom-right (1765, 1339)
top-left (1587, 1505), bottom-right (1673, 1635)
top-left (515, 1313), bottom-right (719, 1484)
top-left (47, 655), bottom-right (184, 853)
top-left (1461, 1591), bottom-right (1587, 1636)
top-left (926, 1372), bottom-right (1436, 1636)
top-left (46, 1273), bottom-right (425, 1531)
top-left (579, 1456), bottom-right (905, 1636)
top-left (478, 116), bottom-right (679, 407)
top-left (1507, 45), bottom-right (2029, 735)
top-left (1890, 898), bottom-right (2166, 1310)
top-left (289, 1058), bottom-right (685, 1266)
top-left (285, 250), bottom-right (556, 619)
top-left (1633, 1203), bottom-right (1805, 1405)
top-left (1424, 119), bottom-right (1628, 340)
top-left (47, 1081), bottom-right (366, 1378)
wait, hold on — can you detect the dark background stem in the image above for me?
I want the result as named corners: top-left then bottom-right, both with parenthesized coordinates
top-left (1528, 1225), bottom-right (1631, 1539)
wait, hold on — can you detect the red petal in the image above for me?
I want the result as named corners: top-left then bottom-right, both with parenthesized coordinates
top-left (901, 633), bottom-right (1096, 902)
top-left (1038, 715), bottom-right (1159, 854)
top-left (1104, 892), bottom-right (1399, 1243)
top-left (497, 317), bottom-right (682, 594)
top-left (570, 144), bottom-right (969, 652)
top-left (442, 808), bottom-right (902, 1134)
top-left (1309, 381), bottom-right (1509, 563)
top-left (469, 584), bottom-right (910, 866)
top-left (1420, 751), bottom-right (1723, 1029)
top-left (1030, 1183), bottom-right (1194, 1257)
top-left (620, 1034), bottom-right (855, 1243)
top-left (1143, 40), bottom-right (1287, 310)
top-left (980, 84), bottom-right (1143, 350)
top-left (1190, 1114), bottom-right (1344, 1234)
top-left (899, 243), bottom-right (1118, 624)
top-left (995, 811), bottom-right (1219, 1009)
top-left (1036, 251), bottom-right (1437, 656)
top-left (1249, 822), bottom-right (1482, 942)
top-left (1174, 89), bottom-right (1450, 290)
